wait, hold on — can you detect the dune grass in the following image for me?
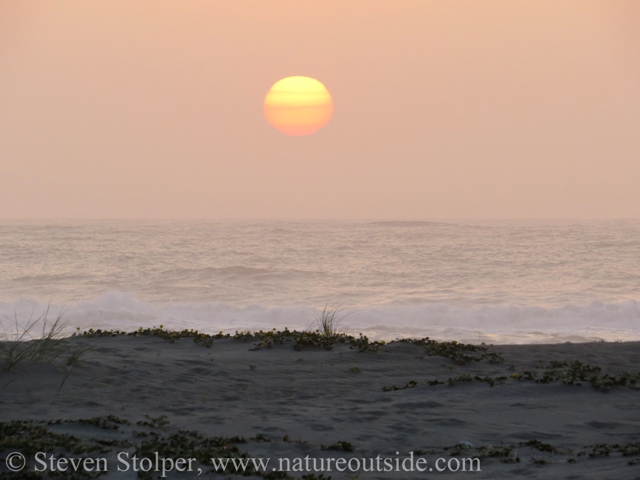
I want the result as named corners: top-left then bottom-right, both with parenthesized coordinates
top-left (314, 303), bottom-right (344, 337)
top-left (0, 305), bottom-right (87, 374)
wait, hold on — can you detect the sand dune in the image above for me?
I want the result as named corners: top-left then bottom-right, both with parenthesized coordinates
top-left (1, 335), bottom-right (639, 479)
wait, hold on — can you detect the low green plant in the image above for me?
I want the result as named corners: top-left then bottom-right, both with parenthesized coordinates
top-left (323, 441), bottom-right (355, 452)
top-left (510, 360), bottom-right (640, 392)
top-left (136, 414), bottom-right (170, 429)
top-left (446, 374), bottom-right (507, 387)
top-left (283, 434), bottom-right (309, 445)
top-left (519, 440), bottom-right (556, 453)
top-left (391, 337), bottom-right (504, 364)
top-left (77, 325), bottom-right (386, 353)
top-left (382, 380), bottom-right (417, 391)
top-left (48, 415), bottom-right (130, 433)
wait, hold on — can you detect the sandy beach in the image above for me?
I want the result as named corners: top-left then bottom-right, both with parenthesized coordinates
top-left (4, 0), bottom-right (640, 477)
top-left (1, 332), bottom-right (639, 479)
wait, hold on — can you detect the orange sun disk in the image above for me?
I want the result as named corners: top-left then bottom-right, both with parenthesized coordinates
top-left (263, 76), bottom-right (333, 136)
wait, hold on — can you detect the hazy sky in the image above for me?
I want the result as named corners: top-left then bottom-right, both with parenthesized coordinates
top-left (1, 1), bottom-right (639, 219)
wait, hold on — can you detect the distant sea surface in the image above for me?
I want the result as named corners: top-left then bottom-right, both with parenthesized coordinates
top-left (1, 220), bottom-right (639, 344)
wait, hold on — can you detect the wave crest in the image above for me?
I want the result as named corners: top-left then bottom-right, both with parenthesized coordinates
top-left (1, 293), bottom-right (639, 344)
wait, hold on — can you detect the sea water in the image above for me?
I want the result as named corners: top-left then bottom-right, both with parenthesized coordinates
top-left (1, 220), bottom-right (639, 344)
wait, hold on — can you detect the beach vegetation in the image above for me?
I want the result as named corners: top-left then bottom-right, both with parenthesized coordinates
top-left (477, 446), bottom-right (514, 459)
top-left (443, 439), bottom-right (640, 466)
top-left (56, 345), bottom-right (90, 396)
top-left (78, 326), bottom-right (217, 348)
top-left (510, 360), bottom-right (640, 392)
top-left (390, 337), bottom-right (504, 364)
top-left (322, 441), bottom-right (355, 452)
top-left (314, 304), bottom-right (344, 337)
top-left (2, 416), bottom-right (639, 478)
top-left (573, 442), bottom-right (640, 463)
top-left (74, 326), bottom-right (640, 395)
top-left (0, 306), bottom-right (70, 371)
top-left (384, 375), bottom-right (510, 391)
top-left (446, 443), bottom-right (558, 464)
top-left (0, 308), bottom-right (93, 402)
top-left (349, 366), bottom-right (362, 373)
top-left (587, 443), bottom-right (617, 457)
top-left (519, 440), bottom-right (556, 453)
top-left (0, 420), bottom-right (110, 457)
top-left (244, 329), bottom-right (384, 352)
top-left (446, 374), bottom-right (507, 387)
top-left (47, 415), bottom-right (132, 430)
top-left (403, 366), bottom-right (639, 392)
top-left (381, 380), bottom-right (417, 391)
top-left (74, 326), bottom-right (507, 365)
top-left (282, 435), bottom-right (310, 446)
top-left (136, 415), bottom-right (170, 429)
top-left (77, 326), bottom-right (385, 353)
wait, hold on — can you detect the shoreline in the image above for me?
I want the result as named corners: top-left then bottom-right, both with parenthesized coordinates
top-left (5, 293), bottom-right (640, 346)
top-left (1, 333), bottom-right (639, 478)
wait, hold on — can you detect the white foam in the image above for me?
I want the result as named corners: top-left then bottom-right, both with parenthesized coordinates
top-left (1, 292), bottom-right (639, 344)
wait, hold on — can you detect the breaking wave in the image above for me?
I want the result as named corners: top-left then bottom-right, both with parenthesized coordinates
top-left (1, 292), bottom-right (639, 345)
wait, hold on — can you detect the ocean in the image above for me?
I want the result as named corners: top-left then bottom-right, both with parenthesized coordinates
top-left (1, 220), bottom-right (639, 344)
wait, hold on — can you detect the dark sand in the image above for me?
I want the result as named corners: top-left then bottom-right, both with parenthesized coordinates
top-left (1, 335), bottom-right (640, 479)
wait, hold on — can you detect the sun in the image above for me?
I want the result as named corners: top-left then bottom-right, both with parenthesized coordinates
top-left (263, 76), bottom-right (333, 136)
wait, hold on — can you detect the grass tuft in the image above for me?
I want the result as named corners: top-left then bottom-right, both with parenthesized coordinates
top-left (314, 303), bottom-right (344, 337)
top-left (0, 304), bottom-right (70, 371)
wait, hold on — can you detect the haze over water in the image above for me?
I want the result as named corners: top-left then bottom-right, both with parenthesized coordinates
top-left (1, 220), bottom-right (639, 344)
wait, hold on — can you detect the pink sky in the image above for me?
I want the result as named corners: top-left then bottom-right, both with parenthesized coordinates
top-left (1, 1), bottom-right (639, 219)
